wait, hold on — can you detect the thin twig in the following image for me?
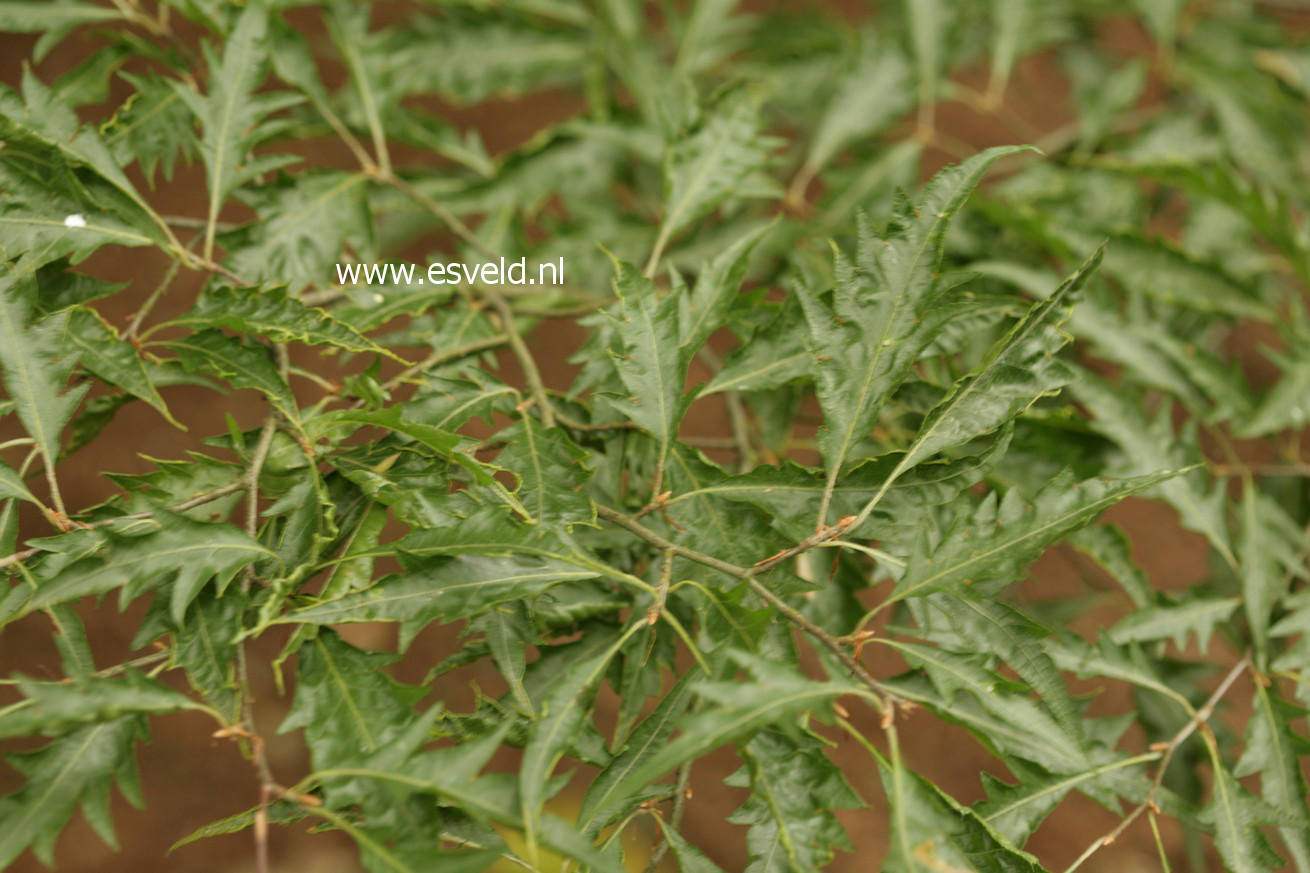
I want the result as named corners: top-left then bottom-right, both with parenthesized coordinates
top-left (1062, 653), bottom-right (1251, 873)
top-left (189, 254), bottom-right (248, 286)
top-left (647, 548), bottom-right (674, 626)
top-left (696, 346), bottom-right (754, 472)
top-left (380, 171), bottom-right (500, 261)
top-left (553, 413), bottom-right (639, 433)
top-left (643, 755), bottom-right (694, 873)
top-left (481, 285), bottom-right (555, 428)
top-left (370, 334), bottom-right (510, 399)
top-left (594, 504), bottom-right (895, 713)
top-left (0, 649), bottom-right (171, 687)
top-left (125, 257), bottom-right (184, 342)
top-left (163, 215), bottom-right (238, 233)
top-left (240, 345), bottom-right (289, 590)
top-left (234, 346), bottom-right (291, 873)
top-left (644, 224), bottom-right (672, 279)
top-left (513, 301), bottom-right (611, 318)
top-left (239, 417), bottom-right (278, 592)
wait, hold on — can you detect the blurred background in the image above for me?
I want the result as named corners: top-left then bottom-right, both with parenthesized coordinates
top-left (3, 1), bottom-right (1308, 871)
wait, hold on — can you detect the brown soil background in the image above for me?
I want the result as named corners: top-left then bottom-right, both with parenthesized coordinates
top-left (2, 2), bottom-right (1304, 871)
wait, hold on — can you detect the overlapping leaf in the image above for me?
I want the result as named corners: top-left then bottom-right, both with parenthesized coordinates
top-left (0, 718), bottom-right (145, 869)
top-left (9, 513), bottom-right (271, 625)
top-left (801, 147), bottom-right (1031, 504)
top-left (283, 554), bottom-right (598, 648)
top-left (890, 468), bottom-right (1180, 604)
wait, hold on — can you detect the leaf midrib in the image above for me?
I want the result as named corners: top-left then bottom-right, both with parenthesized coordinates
top-left (826, 165), bottom-right (983, 478)
top-left (894, 487), bottom-right (1134, 602)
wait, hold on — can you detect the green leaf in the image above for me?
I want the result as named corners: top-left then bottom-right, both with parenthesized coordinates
top-left (676, 428), bottom-right (1008, 543)
top-left (727, 731), bottom-right (859, 873)
top-left (977, 755), bottom-right (1157, 847)
top-left (605, 260), bottom-right (692, 480)
top-left (1045, 633), bottom-right (1185, 712)
top-left (0, 275), bottom-right (89, 502)
top-left (317, 767), bottom-right (626, 873)
top-left (1102, 233), bottom-right (1272, 319)
top-left (0, 155), bottom-right (158, 264)
top-left (385, 14), bottom-right (589, 105)
top-left (0, 69), bottom-right (171, 246)
top-left (0, 671), bottom-right (201, 739)
top-left (385, 107), bottom-right (495, 178)
top-left (1239, 481), bottom-right (1297, 665)
top-left (802, 147), bottom-right (1033, 499)
top-left (905, 0), bottom-right (947, 120)
top-left (104, 72), bottom-right (197, 185)
top-left (923, 595), bottom-right (1082, 742)
top-left (168, 284), bottom-right (398, 359)
top-left (15, 513), bottom-right (272, 625)
top-left (1239, 349), bottom-right (1310, 438)
top-left (169, 799), bottom-right (307, 852)
top-left (519, 624), bottom-right (635, 860)
top-left (478, 605), bottom-right (534, 715)
top-left (222, 173), bottom-right (373, 292)
top-left (1236, 684), bottom-right (1310, 871)
top-left (800, 34), bottom-right (913, 179)
top-left (46, 604), bottom-right (94, 678)
top-left (988, 0), bottom-right (1032, 98)
top-left (0, 718), bottom-right (145, 869)
top-left (598, 654), bottom-right (854, 811)
top-left (1067, 524), bottom-right (1151, 608)
top-left (890, 246), bottom-right (1100, 481)
top-left (1199, 756), bottom-right (1291, 872)
top-left (50, 43), bottom-right (129, 108)
top-left (319, 501), bottom-right (388, 599)
top-left (165, 329), bottom-right (302, 431)
top-left (656, 817), bottom-right (725, 873)
top-left (0, 457), bottom-right (39, 507)
top-left (494, 418), bottom-right (594, 529)
top-left (702, 297), bottom-right (809, 396)
top-left (651, 91), bottom-right (779, 261)
top-left (890, 468), bottom-right (1180, 605)
top-left (1071, 371), bottom-right (1237, 569)
top-left (279, 631), bottom-right (425, 773)
top-left (319, 406), bottom-right (506, 501)
top-left (579, 671), bottom-right (697, 831)
top-left (64, 307), bottom-right (183, 429)
top-left (680, 222), bottom-right (771, 354)
top-left (1108, 594), bottom-right (1240, 650)
top-left (172, 590), bottom-right (244, 725)
top-left (283, 555), bottom-right (598, 649)
top-left (879, 734), bottom-right (1045, 873)
top-left (887, 670), bottom-right (1090, 777)
top-left (0, 2), bottom-right (121, 61)
top-left (170, 4), bottom-right (300, 257)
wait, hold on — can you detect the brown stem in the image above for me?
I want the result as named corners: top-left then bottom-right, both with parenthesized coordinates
top-left (480, 285), bottom-right (555, 428)
top-left (1062, 653), bottom-right (1251, 873)
top-left (239, 415), bottom-right (278, 592)
top-left (238, 343), bottom-right (290, 873)
top-left (695, 346), bottom-right (754, 472)
top-left (553, 413), bottom-right (639, 433)
top-left (647, 548), bottom-right (674, 626)
top-left (642, 756), bottom-right (694, 873)
top-left (380, 171), bottom-right (500, 262)
top-left (125, 254), bottom-right (184, 342)
top-left (371, 334), bottom-right (510, 399)
top-left (594, 504), bottom-right (894, 712)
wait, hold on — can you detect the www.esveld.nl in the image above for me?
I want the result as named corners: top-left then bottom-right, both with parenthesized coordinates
top-left (335, 257), bottom-right (565, 287)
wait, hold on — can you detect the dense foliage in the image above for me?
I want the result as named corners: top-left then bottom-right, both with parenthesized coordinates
top-left (1, 0), bottom-right (1309, 871)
